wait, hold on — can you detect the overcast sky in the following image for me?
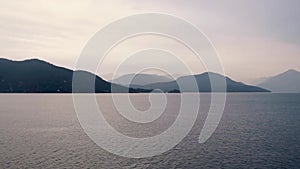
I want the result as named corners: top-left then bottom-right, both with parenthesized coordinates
top-left (0, 0), bottom-right (299, 83)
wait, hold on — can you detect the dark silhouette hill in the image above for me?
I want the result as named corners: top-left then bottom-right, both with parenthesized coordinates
top-left (134, 72), bottom-right (270, 92)
top-left (258, 69), bottom-right (300, 93)
top-left (0, 58), bottom-right (143, 93)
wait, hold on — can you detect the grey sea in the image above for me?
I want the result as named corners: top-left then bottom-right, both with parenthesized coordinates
top-left (0, 94), bottom-right (299, 169)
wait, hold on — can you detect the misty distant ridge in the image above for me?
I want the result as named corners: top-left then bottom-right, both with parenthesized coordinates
top-left (119, 72), bottom-right (269, 93)
top-left (0, 58), bottom-right (273, 93)
top-left (116, 69), bottom-right (300, 93)
top-left (111, 73), bottom-right (174, 87)
top-left (258, 69), bottom-right (300, 93)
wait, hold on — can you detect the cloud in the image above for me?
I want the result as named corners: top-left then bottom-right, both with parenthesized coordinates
top-left (0, 0), bottom-right (299, 81)
top-left (0, 0), bottom-right (134, 67)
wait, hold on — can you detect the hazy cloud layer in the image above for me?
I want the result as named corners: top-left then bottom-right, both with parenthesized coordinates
top-left (0, 0), bottom-right (299, 82)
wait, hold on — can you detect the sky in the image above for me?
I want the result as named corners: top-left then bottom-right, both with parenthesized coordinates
top-left (0, 0), bottom-right (299, 83)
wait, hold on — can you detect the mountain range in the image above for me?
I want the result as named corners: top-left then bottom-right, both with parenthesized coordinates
top-left (123, 72), bottom-right (269, 92)
top-left (0, 58), bottom-right (272, 93)
top-left (0, 58), bottom-right (146, 93)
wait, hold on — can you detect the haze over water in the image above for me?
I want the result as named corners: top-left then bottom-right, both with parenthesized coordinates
top-left (1, 94), bottom-right (299, 168)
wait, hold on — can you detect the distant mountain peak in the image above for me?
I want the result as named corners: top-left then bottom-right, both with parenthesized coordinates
top-left (273, 69), bottom-right (300, 79)
top-left (194, 72), bottom-right (225, 77)
top-left (285, 69), bottom-right (299, 74)
top-left (259, 69), bottom-right (300, 93)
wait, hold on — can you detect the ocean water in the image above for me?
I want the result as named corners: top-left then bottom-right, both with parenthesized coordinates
top-left (0, 94), bottom-right (299, 169)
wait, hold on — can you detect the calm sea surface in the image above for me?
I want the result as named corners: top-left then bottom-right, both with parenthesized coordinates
top-left (0, 94), bottom-right (299, 169)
